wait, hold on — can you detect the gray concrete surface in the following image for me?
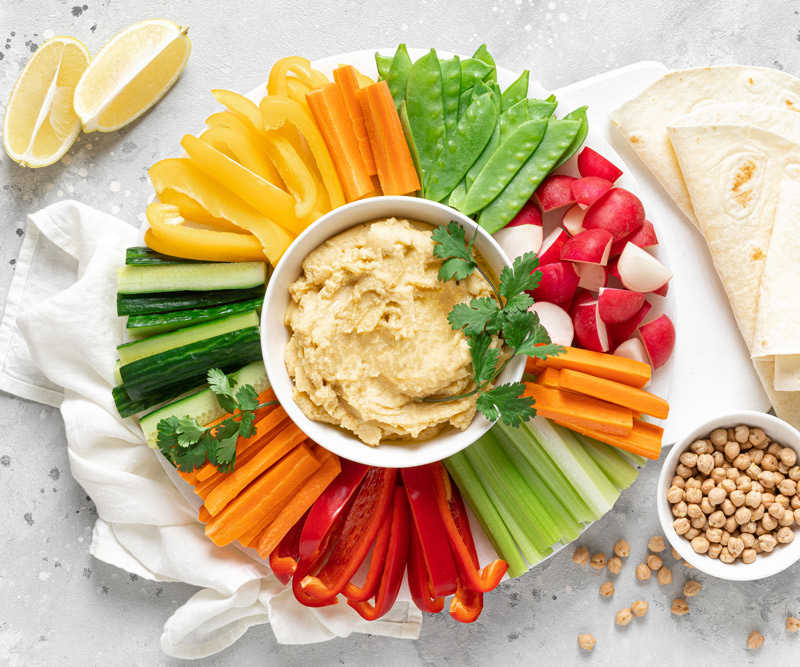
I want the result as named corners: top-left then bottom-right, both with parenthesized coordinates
top-left (2, 0), bottom-right (800, 664)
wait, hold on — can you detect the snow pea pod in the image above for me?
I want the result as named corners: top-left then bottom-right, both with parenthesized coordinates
top-left (460, 58), bottom-right (493, 92)
top-left (405, 49), bottom-right (446, 187)
top-left (398, 101), bottom-right (423, 191)
top-left (386, 44), bottom-right (412, 107)
top-left (472, 44), bottom-right (497, 82)
top-left (465, 84), bottom-right (502, 189)
top-left (457, 87), bottom-right (474, 120)
top-left (499, 98), bottom-right (532, 143)
top-left (553, 105), bottom-right (588, 169)
top-left (425, 93), bottom-right (498, 203)
top-left (440, 56), bottom-right (462, 138)
top-left (527, 98), bottom-right (558, 120)
top-left (449, 179), bottom-right (467, 211)
top-left (478, 118), bottom-right (581, 233)
top-left (501, 70), bottom-right (529, 112)
top-left (462, 117), bottom-right (548, 215)
top-left (375, 53), bottom-right (393, 81)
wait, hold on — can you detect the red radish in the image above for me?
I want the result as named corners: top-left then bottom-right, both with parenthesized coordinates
top-left (572, 301), bottom-right (609, 352)
top-left (575, 263), bottom-right (608, 291)
top-left (568, 288), bottom-right (594, 319)
top-left (530, 302), bottom-right (574, 346)
top-left (651, 281), bottom-right (669, 297)
top-left (534, 175), bottom-right (576, 211)
top-left (560, 229), bottom-right (613, 265)
top-left (597, 288), bottom-right (645, 324)
top-left (617, 243), bottom-right (672, 292)
top-left (609, 220), bottom-right (658, 256)
top-left (638, 314), bottom-right (676, 369)
top-left (582, 188), bottom-right (645, 241)
top-left (538, 228), bottom-right (570, 265)
top-left (572, 177), bottom-right (613, 210)
top-left (614, 338), bottom-right (650, 366)
top-left (605, 301), bottom-right (652, 348)
top-left (494, 224), bottom-right (543, 260)
top-left (531, 262), bottom-right (579, 304)
top-left (562, 204), bottom-right (587, 236)
top-left (506, 200), bottom-right (543, 228)
top-left (607, 257), bottom-right (621, 280)
top-left (577, 147), bottom-right (623, 183)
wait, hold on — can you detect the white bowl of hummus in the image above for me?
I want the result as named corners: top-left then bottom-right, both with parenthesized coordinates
top-left (261, 195), bottom-right (524, 468)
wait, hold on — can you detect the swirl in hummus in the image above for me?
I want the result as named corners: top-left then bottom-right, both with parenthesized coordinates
top-left (284, 217), bottom-right (497, 446)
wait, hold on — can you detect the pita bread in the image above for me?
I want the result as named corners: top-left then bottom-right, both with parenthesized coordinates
top-left (609, 66), bottom-right (800, 226)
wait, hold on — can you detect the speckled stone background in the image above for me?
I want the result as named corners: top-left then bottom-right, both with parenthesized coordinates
top-left (2, 1), bottom-right (800, 665)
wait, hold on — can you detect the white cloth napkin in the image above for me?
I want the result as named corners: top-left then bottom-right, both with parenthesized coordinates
top-left (0, 200), bottom-right (422, 659)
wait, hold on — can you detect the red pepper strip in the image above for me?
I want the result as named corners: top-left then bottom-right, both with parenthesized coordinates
top-left (429, 462), bottom-right (509, 593)
top-left (450, 576), bottom-right (483, 623)
top-left (342, 500), bottom-right (393, 602)
top-left (347, 486), bottom-right (411, 621)
top-left (296, 467), bottom-right (397, 607)
top-left (401, 466), bottom-right (459, 598)
top-left (406, 524), bottom-right (444, 613)
top-left (268, 509), bottom-right (309, 585)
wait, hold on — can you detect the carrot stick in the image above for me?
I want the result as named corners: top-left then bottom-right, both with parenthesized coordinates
top-left (205, 445), bottom-right (321, 546)
top-left (533, 367), bottom-right (562, 389)
top-left (525, 347), bottom-right (651, 389)
top-left (193, 438), bottom-right (267, 500)
top-left (523, 382), bottom-right (634, 436)
top-left (256, 448), bottom-right (341, 559)
top-left (333, 65), bottom-right (377, 175)
top-left (198, 505), bottom-right (212, 523)
top-left (558, 368), bottom-right (670, 420)
top-left (358, 81), bottom-right (420, 196)
top-left (205, 422), bottom-right (309, 516)
top-left (552, 418), bottom-right (663, 460)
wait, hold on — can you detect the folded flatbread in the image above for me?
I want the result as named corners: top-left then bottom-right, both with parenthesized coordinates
top-left (609, 67), bottom-right (800, 226)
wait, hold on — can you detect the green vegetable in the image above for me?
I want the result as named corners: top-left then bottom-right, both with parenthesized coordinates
top-left (527, 98), bottom-right (558, 120)
top-left (439, 55), bottom-right (462, 138)
top-left (113, 382), bottom-right (196, 419)
top-left (461, 117), bottom-right (548, 215)
top-left (126, 297), bottom-right (264, 338)
top-left (472, 44), bottom-right (496, 82)
top-left (553, 105), bottom-right (589, 169)
top-left (448, 179), bottom-right (467, 211)
top-left (577, 434), bottom-right (641, 490)
top-left (116, 262), bottom-right (266, 294)
top-left (459, 58), bottom-right (493, 92)
top-left (478, 117), bottom-right (581, 233)
top-left (465, 86), bottom-right (502, 191)
top-left (501, 69), bottom-right (529, 111)
top-left (125, 247), bottom-right (202, 266)
top-left (116, 286), bottom-right (266, 316)
top-left (405, 49), bottom-right (446, 188)
top-left (375, 53), bottom-right (393, 81)
top-left (425, 92), bottom-right (497, 203)
top-left (397, 101), bottom-right (423, 191)
top-left (386, 44), bottom-right (412, 107)
top-left (155, 368), bottom-right (277, 474)
top-left (498, 98), bottom-right (532, 143)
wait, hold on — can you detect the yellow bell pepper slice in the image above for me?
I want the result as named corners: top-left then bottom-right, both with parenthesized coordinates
top-left (156, 187), bottom-right (241, 232)
top-left (261, 129), bottom-right (317, 220)
top-left (285, 76), bottom-right (313, 106)
top-left (267, 57), bottom-right (330, 97)
top-left (180, 134), bottom-right (303, 235)
top-left (260, 95), bottom-right (345, 210)
top-left (148, 158), bottom-right (294, 266)
top-left (145, 203), bottom-right (266, 263)
top-left (199, 124), bottom-right (284, 187)
top-left (211, 89), bottom-right (264, 131)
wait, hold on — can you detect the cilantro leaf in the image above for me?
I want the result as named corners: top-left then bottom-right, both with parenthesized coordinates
top-left (498, 252), bottom-right (540, 300)
top-left (439, 256), bottom-right (478, 282)
top-left (173, 437), bottom-right (210, 473)
top-left (476, 383), bottom-right (537, 426)
top-left (469, 334), bottom-right (500, 387)
top-left (214, 432), bottom-right (239, 474)
top-left (501, 307), bottom-right (536, 350)
top-left (156, 416), bottom-right (181, 450)
top-left (432, 221), bottom-right (478, 282)
top-left (238, 411), bottom-right (256, 439)
top-left (214, 416), bottom-right (240, 441)
top-left (504, 292), bottom-right (534, 313)
top-left (235, 384), bottom-right (259, 411)
top-left (207, 368), bottom-right (235, 399)
top-left (175, 417), bottom-right (206, 447)
top-left (448, 297), bottom-right (502, 337)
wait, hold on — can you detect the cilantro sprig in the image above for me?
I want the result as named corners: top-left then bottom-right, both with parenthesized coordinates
top-left (426, 221), bottom-right (565, 426)
top-left (156, 369), bottom-right (277, 474)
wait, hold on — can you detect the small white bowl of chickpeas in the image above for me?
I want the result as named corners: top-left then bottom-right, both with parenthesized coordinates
top-left (657, 411), bottom-right (800, 581)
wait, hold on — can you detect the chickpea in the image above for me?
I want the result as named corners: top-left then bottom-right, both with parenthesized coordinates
top-left (674, 517), bottom-right (691, 535)
top-left (751, 505), bottom-right (765, 521)
top-left (751, 481), bottom-right (764, 494)
top-left (741, 521), bottom-right (758, 534)
top-left (720, 499), bottom-right (736, 516)
top-left (687, 503), bottom-right (703, 519)
top-left (671, 475), bottom-right (686, 489)
top-left (690, 439), bottom-right (708, 455)
top-left (682, 580), bottom-right (701, 597)
top-left (710, 428), bottom-right (727, 446)
top-left (733, 453), bottom-right (751, 470)
top-left (720, 530), bottom-right (730, 546)
top-left (724, 516), bottom-right (738, 533)
top-left (786, 617), bottom-right (800, 633)
top-left (737, 476), bottom-right (753, 492)
top-left (762, 514), bottom-right (778, 532)
top-left (722, 461), bottom-right (732, 470)
top-left (631, 600), bottom-right (648, 617)
top-left (758, 534), bottom-right (778, 552)
top-left (730, 489), bottom-right (746, 507)
top-left (684, 487), bottom-right (702, 504)
top-left (599, 581), bottom-right (615, 597)
top-left (779, 510), bottom-right (795, 527)
top-left (745, 489), bottom-right (761, 508)
top-left (690, 536), bottom-right (710, 554)
top-left (685, 477), bottom-right (701, 490)
top-left (710, 467), bottom-right (726, 483)
top-left (778, 479), bottom-right (797, 496)
top-left (724, 441), bottom-right (741, 462)
top-left (706, 527), bottom-right (723, 543)
top-left (754, 541), bottom-right (764, 554)
top-left (760, 471), bottom-right (777, 489)
top-left (747, 630), bottom-right (765, 649)
top-left (680, 451), bottom-right (698, 468)
top-left (728, 535), bottom-right (745, 557)
top-left (747, 463), bottom-right (762, 480)
top-left (735, 425), bottom-right (750, 443)
top-left (691, 515), bottom-right (707, 530)
top-left (578, 633), bottom-right (596, 651)
top-left (590, 553), bottom-right (606, 570)
top-left (607, 556), bottom-right (622, 575)
top-left (708, 543), bottom-right (722, 559)
top-left (671, 598), bottom-right (689, 616)
top-left (776, 493), bottom-right (790, 509)
top-left (741, 533), bottom-right (756, 548)
top-left (789, 465), bottom-right (800, 482)
top-left (769, 502), bottom-right (784, 519)
top-left (779, 462), bottom-right (790, 475)
top-left (657, 566), bottom-right (673, 586)
top-left (742, 548), bottom-right (758, 564)
top-left (795, 509), bottom-right (800, 524)
top-left (751, 449), bottom-right (765, 466)
top-left (712, 451), bottom-right (725, 468)
top-left (615, 608), bottom-right (633, 626)
top-left (684, 528), bottom-right (701, 540)
top-left (761, 454), bottom-right (779, 472)
top-left (573, 545), bottom-right (590, 565)
top-left (635, 563), bottom-right (651, 581)
top-left (666, 485), bottom-right (685, 503)
top-left (671, 547), bottom-right (681, 561)
top-left (676, 463), bottom-right (694, 479)
top-left (646, 554), bottom-right (663, 571)
top-left (700, 478), bottom-right (716, 495)
top-left (719, 547), bottom-right (736, 563)
top-left (749, 428), bottom-right (768, 448)
top-left (683, 560), bottom-right (696, 569)
top-left (762, 492), bottom-right (776, 508)
top-left (697, 454), bottom-right (714, 475)
top-left (792, 495), bottom-right (800, 509)
top-left (708, 510), bottom-right (726, 528)
top-left (720, 479), bottom-right (737, 495)
top-left (777, 526), bottom-right (795, 544)
top-left (768, 442), bottom-right (783, 457)
top-left (735, 507), bottom-right (752, 525)
top-left (672, 501), bottom-right (688, 518)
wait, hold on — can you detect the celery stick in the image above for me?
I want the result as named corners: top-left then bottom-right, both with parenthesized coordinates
top-left (493, 425), bottom-right (584, 543)
top-left (495, 420), bottom-right (594, 524)
top-left (577, 434), bottom-right (640, 490)
top-left (618, 449), bottom-right (649, 468)
top-left (464, 445), bottom-right (550, 564)
top-left (443, 453), bottom-right (527, 578)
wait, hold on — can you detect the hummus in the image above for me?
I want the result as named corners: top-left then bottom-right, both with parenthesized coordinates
top-left (284, 217), bottom-right (496, 446)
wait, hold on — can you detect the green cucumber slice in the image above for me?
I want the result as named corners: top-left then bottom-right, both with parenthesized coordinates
top-left (125, 247), bottom-right (202, 266)
top-left (126, 297), bottom-right (263, 339)
top-left (117, 262), bottom-right (266, 294)
top-left (116, 286), bottom-right (266, 316)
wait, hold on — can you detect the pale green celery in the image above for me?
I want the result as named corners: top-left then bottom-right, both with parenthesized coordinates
top-left (492, 425), bottom-right (583, 543)
top-left (444, 452), bottom-right (527, 578)
top-left (495, 420), bottom-right (594, 524)
top-left (526, 419), bottom-right (619, 518)
top-left (576, 434), bottom-right (640, 490)
top-left (618, 449), bottom-right (649, 468)
top-left (464, 445), bottom-right (550, 565)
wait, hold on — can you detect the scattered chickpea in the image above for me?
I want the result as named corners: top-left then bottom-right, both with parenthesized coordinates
top-left (578, 634), bottom-right (596, 652)
top-left (647, 535), bottom-right (666, 553)
top-left (613, 539), bottom-right (630, 558)
top-left (635, 563), bottom-right (651, 581)
top-left (670, 547), bottom-right (681, 561)
top-left (657, 565), bottom-right (673, 586)
top-left (573, 546), bottom-right (589, 565)
top-left (631, 600), bottom-right (648, 617)
top-left (607, 556), bottom-right (622, 575)
top-left (747, 630), bottom-right (765, 649)
top-left (599, 581), bottom-right (615, 597)
top-left (590, 553), bottom-right (606, 570)
top-left (683, 580), bottom-right (702, 597)
top-left (615, 608), bottom-right (633, 626)
top-left (786, 617), bottom-right (800, 633)
top-left (671, 598), bottom-right (689, 616)
top-left (646, 554), bottom-right (663, 571)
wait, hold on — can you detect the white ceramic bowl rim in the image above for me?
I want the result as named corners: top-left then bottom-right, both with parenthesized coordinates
top-left (261, 196), bottom-right (525, 468)
top-left (656, 410), bottom-right (800, 581)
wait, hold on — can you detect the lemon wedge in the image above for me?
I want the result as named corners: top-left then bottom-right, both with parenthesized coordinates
top-left (73, 19), bottom-right (191, 133)
top-left (3, 37), bottom-right (90, 168)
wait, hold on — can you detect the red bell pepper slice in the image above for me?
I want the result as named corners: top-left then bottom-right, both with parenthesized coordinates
top-left (295, 467), bottom-right (397, 607)
top-left (406, 524), bottom-right (444, 613)
top-left (401, 465), bottom-right (458, 598)
top-left (429, 462), bottom-right (508, 593)
top-left (450, 576), bottom-right (483, 623)
top-left (348, 486), bottom-right (411, 621)
top-left (342, 501), bottom-right (393, 603)
top-left (268, 510), bottom-right (308, 585)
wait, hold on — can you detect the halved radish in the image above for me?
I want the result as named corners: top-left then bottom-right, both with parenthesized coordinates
top-left (506, 200), bottom-right (543, 227)
top-left (609, 220), bottom-right (658, 256)
top-left (538, 228), bottom-right (570, 265)
top-left (651, 281), bottom-right (669, 297)
top-left (572, 301), bottom-right (609, 352)
top-left (605, 301), bottom-right (651, 348)
top-left (530, 302), bottom-right (574, 346)
top-left (562, 204), bottom-right (587, 236)
top-left (494, 224), bottom-right (544, 260)
top-left (560, 229), bottom-right (613, 265)
top-left (531, 261), bottom-right (580, 304)
top-left (617, 243), bottom-right (672, 292)
top-left (577, 147), bottom-right (623, 183)
top-left (607, 257), bottom-right (621, 280)
top-left (597, 288), bottom-right (645, 324)
top-left (534, 174), bottom-right (576, 211)
top-left (568, 288), bottom-right (594, 319)
top-left (572, 177), bottom-right (613, 210)
top-left (614, 338), bottom-right (650, 366)
top-left (575, 263), bottom-right (608, 291)
top-left (582, 188), bottom-right (645, 241)
top-left (639, 314), bottom-right (675, 369)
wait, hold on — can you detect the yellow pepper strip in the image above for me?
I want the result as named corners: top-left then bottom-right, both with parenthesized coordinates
top-left (148, 158), bottom-right (294, 266)
top-left (262, 129), bottom-right (317, 219)
top-left (268, 56), bottom-right (329, 97)
top-left (338, 64), bottom-right (375, 88)
top-left (156, 187), bottom-right (242, 232)
top-left (211, 89), bottom-right (264, 131)
top-left (260, 95), bottom-right (345, 210)
top-left (285, 76), bottom-right (313, 106)
top-left (145, 203), bottom-right (266, 263)
top-left (199, 125), bottom-right (284, 187)
top-left (180, 134), bottom-right (304, 235)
